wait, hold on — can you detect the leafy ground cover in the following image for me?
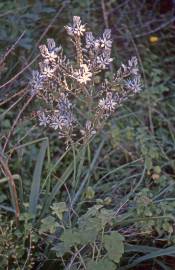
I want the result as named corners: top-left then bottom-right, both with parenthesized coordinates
top-left (0, 1), bottom-right (175, 269)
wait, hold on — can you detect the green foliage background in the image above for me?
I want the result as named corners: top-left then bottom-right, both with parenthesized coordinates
top-left (0, 0), bottom-right (175, 269)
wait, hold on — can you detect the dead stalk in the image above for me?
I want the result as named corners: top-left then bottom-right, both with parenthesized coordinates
top-left (0, 155), bottom-right (20, 225)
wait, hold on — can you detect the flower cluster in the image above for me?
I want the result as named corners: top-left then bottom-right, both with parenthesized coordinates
top-left (39, 38), bottom-right (61, 63)
top-left (37, 93), bottom-right (75, 139)
top-left (29, 16), bottom-right (142, 145)
top-left (117, 56), bottom-right (139, 78)
top-left (85, 28), bottom-right (113, 71)
top-left (125, 76), bottom-right (141, 93)
top-left (80, 120), bottom-right (96, 139)
top-left (65, 16), bottom-right (86, 37)
top-left (73, 64), bottom-right (92, 84)
top-left (30, 39), bottom-right (60, 97)
top-left (30, 70), bottom-right (44, 96)
top-left (98, 92), bottom-right (117, 116)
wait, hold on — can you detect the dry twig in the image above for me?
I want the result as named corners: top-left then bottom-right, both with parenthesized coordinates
top-left (0, 154), bottom-right (20, 225)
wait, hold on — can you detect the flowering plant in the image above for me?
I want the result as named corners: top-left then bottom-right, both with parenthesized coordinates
top-left (30, 16), bottom-right (141, 145)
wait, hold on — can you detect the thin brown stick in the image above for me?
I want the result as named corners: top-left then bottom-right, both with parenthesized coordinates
top-left (135, 16), bottom-right (175, 38)
top-left (0, 154), bottom-right (20, 225)
top-left (0, 31), bottom-right (26, 66)
top-left (0, 88), bottom-right (26, 106)
top-left (0, 54), bottom-right (39, 90)
top-left (21, 232), bottom-right (32, 270)
top-left (0, 1), bottom-right (70, 91)
top-left (0, 94), bottom-right (25, 120)
top-left (101, 0), bottom-right (109, 28)
top-left (2, 94), bottom-right (34, 153)
top-left (7, 124), bottom-right (37, 161)
top-left (31, 0), bottom-right (70, 57)
top-left (0, 4), bottom-right (30, 18)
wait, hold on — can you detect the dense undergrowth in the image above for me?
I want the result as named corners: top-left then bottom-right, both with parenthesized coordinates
top-left (0, 1), bottom-right (175, 269)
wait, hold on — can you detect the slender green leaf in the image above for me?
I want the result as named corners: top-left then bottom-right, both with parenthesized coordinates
top-left (41, 160), bottom-right (74, 217)
top-left (29, 140), bottom-right (48, 217)
top-left (118, 246), bottom-right (175, 270)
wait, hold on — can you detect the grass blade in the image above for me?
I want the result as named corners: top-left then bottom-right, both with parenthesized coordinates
top-left (29, 139), bottom-right (48, 218)
top-left (119, 246), bottom-right (175, 269)
top-left (41, 159), bottom-right (75, 217)
top-left (72, 139), bottom-right (105, 208)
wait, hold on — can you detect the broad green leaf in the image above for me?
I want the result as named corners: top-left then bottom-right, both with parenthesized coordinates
top-left (52, 242), bottom-right (70, 257)
top-left (145, 157), bottom-right (152, 171)
top-left (98, 208), bottom-right (114, 227)
top-left (51, 202), bottom-right (68, 220)
top-left (79, 216), bottom-right (102, 234)
top-left (39, 215), bottom-right (58, 234)
top-left (78, 227), bottom-right (98, 244)
top-left (162, 222), bottom-right (173, 234)
top-left (103, 197), bottom-right (112, 205)
top-left (60, 223), bottom-right (99, 248)
top-left (79, 205), bottom-right (103, 221)
top-left (60, 229), bottom-right (81, 247)
top-left (85, 186), bottom-right (95, 199)
top-left (104, 231), bottom-right (124, 263)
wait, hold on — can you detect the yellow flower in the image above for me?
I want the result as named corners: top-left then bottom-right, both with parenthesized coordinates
top-left (149, 35), bottom-right (159, 44)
